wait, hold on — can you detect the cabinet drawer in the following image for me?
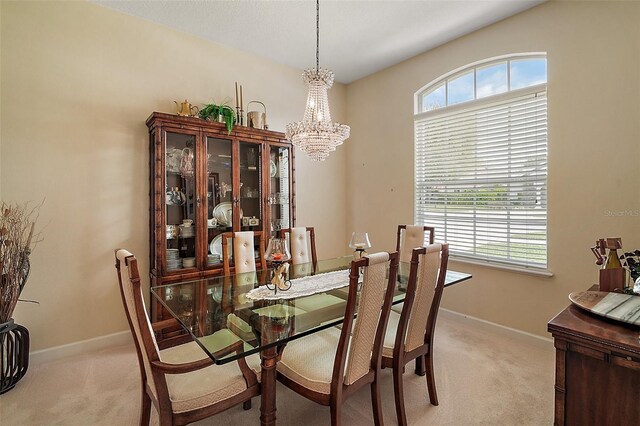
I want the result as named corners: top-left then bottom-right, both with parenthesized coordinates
top-left (611, 353), bottom-right (640, 371)
top-left (568, 342), bottom-right (607, 361)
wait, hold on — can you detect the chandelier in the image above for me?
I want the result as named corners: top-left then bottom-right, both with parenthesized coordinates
top-left (286, 0), bottom-right (350, 162)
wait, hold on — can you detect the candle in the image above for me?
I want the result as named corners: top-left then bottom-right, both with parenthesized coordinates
top-left (272, 253), bottom-right (283, 260)
top-left (235, 82), bottom-right (239, 109)
top-left (240, 85), bottom-right (243, 109)
top-left (354, 243), bottom-right (366, 249)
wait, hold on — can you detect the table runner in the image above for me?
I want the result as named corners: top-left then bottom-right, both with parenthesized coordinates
top-left (246, 270), bottom-right (354, 301)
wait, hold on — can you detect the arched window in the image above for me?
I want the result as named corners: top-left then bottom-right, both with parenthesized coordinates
top-left (414, 54), bottom-right (548, 271)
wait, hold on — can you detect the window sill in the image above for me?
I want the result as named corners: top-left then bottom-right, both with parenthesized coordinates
top-left (449, 256), bottom-right (554, 278)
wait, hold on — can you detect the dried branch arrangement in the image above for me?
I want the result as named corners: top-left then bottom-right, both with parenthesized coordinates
top-left (0, 202), bottom-right (42, 323)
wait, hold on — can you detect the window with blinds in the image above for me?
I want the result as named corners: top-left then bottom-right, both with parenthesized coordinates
top-left (414, 73), bottom-right (548, 270)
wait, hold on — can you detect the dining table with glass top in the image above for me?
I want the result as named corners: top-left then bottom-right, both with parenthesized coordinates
top-left (150, 256), bottom-right (472, 426)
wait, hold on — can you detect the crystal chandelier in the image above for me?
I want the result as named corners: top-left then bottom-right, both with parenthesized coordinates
top-left (286, 0), bottom-right (350, 162)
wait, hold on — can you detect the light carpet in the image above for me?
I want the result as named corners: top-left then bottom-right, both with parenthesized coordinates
top-left (0, 311), bottom-right (554, 425)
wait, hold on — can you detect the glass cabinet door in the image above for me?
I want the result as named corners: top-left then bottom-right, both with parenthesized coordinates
top-left (165, 131), bottom-right (198, 272)
top-left (205, 136), bottom-right (234, 269)
top-left (239, 141), bottom-right (263, 232)
top-left (268, 146), bottom-right (291, 237)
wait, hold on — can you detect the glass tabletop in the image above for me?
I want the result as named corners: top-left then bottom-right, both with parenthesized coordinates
top-left (150, 256), bottom-right (471, 365)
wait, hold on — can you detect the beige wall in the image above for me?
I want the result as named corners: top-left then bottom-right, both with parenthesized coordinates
top-left (346, 1), bottom-right (640, 338)
top-left (0, 1), bottom-right (348, 350)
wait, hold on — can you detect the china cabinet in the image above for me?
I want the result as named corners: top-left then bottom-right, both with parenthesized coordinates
top-left (146, 112), bottom-right (295, 344)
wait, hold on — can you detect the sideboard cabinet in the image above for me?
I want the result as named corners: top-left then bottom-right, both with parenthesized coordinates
top-left (548, 297), bottom-right (640, 425)
top-left (146, 112), bottom-right (295, 340)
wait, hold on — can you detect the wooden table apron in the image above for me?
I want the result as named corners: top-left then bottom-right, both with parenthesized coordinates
top-left (152, 268), bottom-right (471, 426)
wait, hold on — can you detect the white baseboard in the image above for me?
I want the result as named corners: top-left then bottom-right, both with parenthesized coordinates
top-left (439, 308), bottom-right (554, 348)
top-left (30, 330), bottom-right (133, 365)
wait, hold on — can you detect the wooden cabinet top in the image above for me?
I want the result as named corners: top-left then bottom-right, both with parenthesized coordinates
top-left (548, 301), bottom-right (640, 356)
top-left (146, 112), bottom-right (289, 144)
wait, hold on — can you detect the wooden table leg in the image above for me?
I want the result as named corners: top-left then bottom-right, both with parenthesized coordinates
top-left (260, 345), bottom-right (280, 426)
top-left (415, 355), bottom-right (426, 376)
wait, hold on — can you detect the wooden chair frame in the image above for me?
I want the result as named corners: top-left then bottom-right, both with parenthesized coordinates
top-left (278, 226), bottom-right (318, 272)
top-left (115, 250), bottom-right (260, 426)
top-left (221, 230), bottom-right (267, 276)
top-left (277, 252), bottom-right (399, 426)
top-left (395, 224), bottom-right (435, 253)
top-left (382, 244), bottom-right (449, 426)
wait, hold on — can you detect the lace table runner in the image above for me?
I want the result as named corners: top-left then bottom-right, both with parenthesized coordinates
top-left (246, 270), bottom-right (353, 301)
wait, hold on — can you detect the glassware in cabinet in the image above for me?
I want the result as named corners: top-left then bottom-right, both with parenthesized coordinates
top-left (205, 136), bottom-right (233, 269)
top-left (165, 131), bottom-right (198, 272)
top-left (239, 141), bottom-right (263, 232)
top-left (268, 145), bottom-right (291, 236)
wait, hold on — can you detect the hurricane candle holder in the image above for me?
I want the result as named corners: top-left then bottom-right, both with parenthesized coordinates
top-left (349, 232), bottom-right (371, 258)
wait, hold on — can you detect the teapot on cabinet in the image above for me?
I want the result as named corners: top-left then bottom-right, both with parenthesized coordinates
top-left (174, 99), bottom-right (199, 117)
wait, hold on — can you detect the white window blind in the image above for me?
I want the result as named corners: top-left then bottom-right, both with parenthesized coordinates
top-left (414, 90), bottom-right (547, 269)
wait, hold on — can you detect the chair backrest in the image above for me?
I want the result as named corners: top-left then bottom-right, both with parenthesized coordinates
top-left (221, 231), bottom-right (266, 276)
top-left (396, 225), bottom-right (435, 263)
top-left (396, 244), bottom-right (449, 354)
top-left (114, 249), bottom-right (164, 400)
top-left (333, 252), bottom-right (399, 389)
top-left (279, 226), bottom-right (318, 271)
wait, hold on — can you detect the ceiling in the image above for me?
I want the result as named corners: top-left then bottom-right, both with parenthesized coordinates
top-left (94, 0), bottom-right (545, 84)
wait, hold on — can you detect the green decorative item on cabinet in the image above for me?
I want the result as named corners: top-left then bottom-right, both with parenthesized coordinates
top-left (199, 102), bottom-right (235, 134)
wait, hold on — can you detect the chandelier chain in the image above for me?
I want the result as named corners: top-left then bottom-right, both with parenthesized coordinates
top-left (316, 0), bottom-right (320, 74)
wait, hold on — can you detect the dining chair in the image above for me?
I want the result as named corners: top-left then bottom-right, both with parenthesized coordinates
top-left (278, 226), bottom-right (318, 274)
top-left (114, 249), bottom-right (260, 426)
top-left (221, 230), bottom-right (267, 276)
top-left (396, 225), bottom-right (435, 263)
top-left (276, 252), bottom-right (399, 426)
top-left (393, 225), bottom-right (436, 316)
top-left (277, 226), bottom-right (345, 313)
top-left (221, 231), bottom-right (280, 345)
top-left (381, 244), bottom-right (449, 426)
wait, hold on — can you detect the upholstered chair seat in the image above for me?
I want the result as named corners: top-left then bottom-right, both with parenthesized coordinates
top-left (159, 333), bottom-right (249, 413)
top-left (293, 293), bottom-right (345, 314)
top-left (226, 313), bottom-right (256, 342)
top-left (277, 327), bottom-right (342, 395)
top-left (245, 354), bottom-right (262, 382)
